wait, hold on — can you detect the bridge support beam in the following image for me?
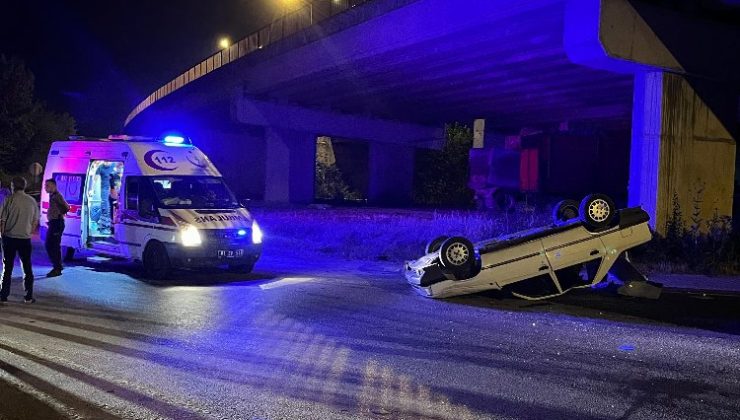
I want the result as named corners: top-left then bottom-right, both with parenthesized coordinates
top-left (264, 128), bottom-right (316, 204)
top-left (628, 72), bottom-right (736, 235)
top-left (235, 96), bottom-right (441, 144)
top-left (368, 143), bottom-right (414, 205)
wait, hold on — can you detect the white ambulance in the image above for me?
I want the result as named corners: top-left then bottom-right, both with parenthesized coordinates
top-left (40, 135), bottom-right (263, 279)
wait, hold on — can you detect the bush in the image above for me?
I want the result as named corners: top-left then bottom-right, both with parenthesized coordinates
top-left (413, 123), bottom-right (474, 207)
top-left (314, 161), bottom-right (361, 201)
top-left (632, 191), bottom-right (740, 275)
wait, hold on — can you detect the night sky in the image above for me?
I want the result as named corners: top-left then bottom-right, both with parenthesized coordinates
top-left (1, 0), bottom-right (279, 136)
top-left (2, 0), bottom-right (739, 137)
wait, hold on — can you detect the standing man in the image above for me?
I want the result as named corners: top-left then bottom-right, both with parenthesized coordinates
top-left (0, 177), bottom-right (40, 303)
top-left (44, 179), bottom-right (70, 278)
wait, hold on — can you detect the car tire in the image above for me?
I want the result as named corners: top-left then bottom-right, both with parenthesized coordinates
top-left (439, 236), bottom-right (475, 278)
top-left (425, 236), bottom-right (449, 254)
top-left (228, 263), bottom-right (255, 274)
top-left (63, 247), bottom-right (76, 262)
top-left (552, 199), bottom-right (580, 223)
top-left (579, 194), bottom-right (616, 231)
top-left (143, 240), bottom-right (171, 280)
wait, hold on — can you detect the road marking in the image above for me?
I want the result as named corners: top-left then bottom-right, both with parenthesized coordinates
top-left (259, 277), bottom-right (315, 290)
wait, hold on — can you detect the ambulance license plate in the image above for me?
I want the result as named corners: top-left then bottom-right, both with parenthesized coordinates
top-left (218, 249), bottom-right (243, 258)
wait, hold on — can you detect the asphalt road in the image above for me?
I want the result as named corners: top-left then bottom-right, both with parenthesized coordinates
top-left (0, 244), bottom-right (738, 420)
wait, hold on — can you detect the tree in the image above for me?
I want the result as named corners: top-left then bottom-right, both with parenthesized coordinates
top-left (413, 123), bottom-right (475, 207)
top-left (0, 55), bottom-right (76, 174)
top-left (315, 161), bottom-right (361, 201)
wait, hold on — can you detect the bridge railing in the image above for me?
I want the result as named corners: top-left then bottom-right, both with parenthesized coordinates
top-left (125, 0), bottom-right (372, 126)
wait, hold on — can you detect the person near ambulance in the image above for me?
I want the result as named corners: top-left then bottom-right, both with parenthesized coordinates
top-left (44, 178), bottom-right (70, 277)
top-left (0, 176), bottom-right (40, 303)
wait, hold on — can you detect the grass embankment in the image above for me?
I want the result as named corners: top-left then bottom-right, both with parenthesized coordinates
top-left (253, 205), bottom-right (740, 275)
top-left (252, 205), bottom-right (550, 262)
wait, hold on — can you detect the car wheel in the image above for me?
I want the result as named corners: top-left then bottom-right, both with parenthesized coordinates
top-left (63, 247), bottom-right (76, 262)
top-left (579, 194), bottom-right (616, 231)
top-left (425, 236), bottom-right (449, 254)
top-left (552, 199), bottom-right (580, 223)
top-left (228, 263), bottom-right (255, 274)
top-left (143, 240), bottom-right (171, 280)
top-left (439, 236), bottom-right (475, 278)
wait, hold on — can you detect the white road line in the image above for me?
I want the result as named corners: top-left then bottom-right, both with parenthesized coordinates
top-left (259, 277), bottom-right (316, 290)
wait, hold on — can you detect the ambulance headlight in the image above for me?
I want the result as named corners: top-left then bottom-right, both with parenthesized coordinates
top-left (251, 221), bottom-right (263, 244)
top-left (180, 225), bottom-right (202, 247)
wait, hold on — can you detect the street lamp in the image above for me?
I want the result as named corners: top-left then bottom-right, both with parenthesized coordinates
top-left (218, 37), bottom-right (230, 49)
top-left (280, 0), bottom-right (304, 11)
top-left (280, 0), bottom-right (313, 24)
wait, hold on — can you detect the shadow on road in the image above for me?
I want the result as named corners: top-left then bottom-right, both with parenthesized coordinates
top-left (64, 257), bottom-right (278, 287)
top-left (0, 356), bottom-right (116, 419)
top-left (2, 274), bottom-right (739, 418)
top-left (448, 286), bottom-right (740, 335)
top-left (1, 297), bottom-right (605, 419)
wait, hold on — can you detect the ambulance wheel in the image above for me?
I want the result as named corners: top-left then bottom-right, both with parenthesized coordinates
top-left (425, 236), bottom-right (449, 254)
top-left (552, 199), bottom-right (580, 223)
top-left (579, 194), bottom-right (616, 231)
top-left (143, 241), bottom-right (171, 280)
top-left (63, 247), bottom-right (76, 262)
top-left (228, 263), bottom-right (255, 274)
top-left (439, 237), bottom-right (475, 278)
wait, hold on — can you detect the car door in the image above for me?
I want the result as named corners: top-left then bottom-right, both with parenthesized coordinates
top-left (541, 226), bottom-right (606, 290)
top-left (479, 239), bottom-right (549, 288)
top-left (48, 171), bottom-right (86, 250)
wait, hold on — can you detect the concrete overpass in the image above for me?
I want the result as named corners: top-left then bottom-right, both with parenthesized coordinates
top-left (125, 0), bottom-right (739, 233)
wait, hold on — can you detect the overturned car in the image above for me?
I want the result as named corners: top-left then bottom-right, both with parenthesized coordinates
top-left (404, 194), bottom-right (661, 300)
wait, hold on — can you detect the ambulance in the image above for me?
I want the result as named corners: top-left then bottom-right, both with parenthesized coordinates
top-left (40, 135), bottom-right (263, 279)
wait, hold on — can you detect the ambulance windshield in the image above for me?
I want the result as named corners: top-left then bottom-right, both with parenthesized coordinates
top-left (149, 176), bottom-right (239, 209)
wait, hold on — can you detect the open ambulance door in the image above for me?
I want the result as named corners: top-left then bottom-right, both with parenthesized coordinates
top-left (83, 160), bottom-right (125, 256)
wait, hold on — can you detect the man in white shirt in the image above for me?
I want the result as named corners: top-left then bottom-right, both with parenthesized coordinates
top-left (0, 177), bottom-right (40, 303)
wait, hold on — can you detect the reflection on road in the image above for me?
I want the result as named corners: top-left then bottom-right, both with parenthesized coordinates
top-left (0, 252), bottom-right (738, 419)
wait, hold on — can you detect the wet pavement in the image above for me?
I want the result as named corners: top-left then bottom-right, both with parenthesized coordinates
top-left (0, 245), bottom-right (739, 419)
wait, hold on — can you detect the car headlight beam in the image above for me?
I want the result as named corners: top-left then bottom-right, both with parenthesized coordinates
top-left (252, 221), bottom-right (263, 244)
top-left (180, 225), bottom-right (202, 247)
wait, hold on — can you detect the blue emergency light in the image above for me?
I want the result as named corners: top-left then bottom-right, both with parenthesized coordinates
top-left (163, 135), bottom-right (186, 144)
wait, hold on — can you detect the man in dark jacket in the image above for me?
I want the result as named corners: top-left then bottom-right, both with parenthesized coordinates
top-left (44, 179), bottom-right (70, 278)
top-left (0, 177), bottom-right (40, 303)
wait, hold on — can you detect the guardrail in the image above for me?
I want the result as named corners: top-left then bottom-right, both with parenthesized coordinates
top-left (125, 0), bottom-right (373, 127)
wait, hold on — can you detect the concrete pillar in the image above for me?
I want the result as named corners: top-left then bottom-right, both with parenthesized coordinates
top-left (368, 143), bottom-right (415, 205)
top-left (264, 128), bottom-right (316, 203)
top-left (628, 72), bottom-right (736, 234)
